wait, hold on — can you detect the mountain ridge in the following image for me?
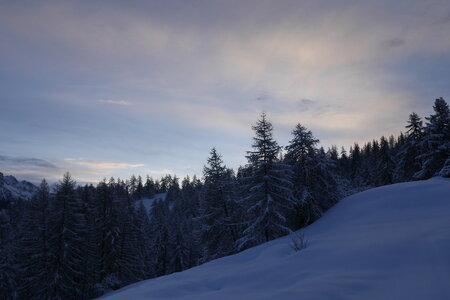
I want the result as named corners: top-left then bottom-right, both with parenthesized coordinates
top-left (0, 172), bottom-right (38, 207)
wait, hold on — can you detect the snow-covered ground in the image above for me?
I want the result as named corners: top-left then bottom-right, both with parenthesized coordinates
top-left (101, 178), bottom-right (450, 300)
top-left (135, 193), bottom-right (167, 215)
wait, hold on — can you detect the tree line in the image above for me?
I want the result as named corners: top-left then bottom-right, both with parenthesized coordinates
top-left (0, 98), bottom-right (448, 299)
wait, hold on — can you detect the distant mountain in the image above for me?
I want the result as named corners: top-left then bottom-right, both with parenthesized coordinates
top-left (0, 172), bottom-right (38, 207)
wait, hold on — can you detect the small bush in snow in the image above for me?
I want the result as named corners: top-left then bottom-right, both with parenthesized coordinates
top-left (290, 232), bottom-right (308, 252)
top-left (439, 159), bottom-right (450, 178)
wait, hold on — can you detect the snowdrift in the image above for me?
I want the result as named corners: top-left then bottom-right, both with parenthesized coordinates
top-left (101, 178), bottom-right (450, 300)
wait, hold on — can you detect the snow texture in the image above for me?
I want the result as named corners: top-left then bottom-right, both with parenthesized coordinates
top-left (101, 177), bottom-right (450, 300)
top-left (0, 172), bottom-right (38, 201)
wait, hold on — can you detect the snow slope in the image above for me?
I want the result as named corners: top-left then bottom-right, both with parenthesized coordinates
top-left (101, 178), bottom-right (450, 300)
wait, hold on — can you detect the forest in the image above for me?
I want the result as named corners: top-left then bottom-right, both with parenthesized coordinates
top-left (0, 97), bottom-right (448, 300)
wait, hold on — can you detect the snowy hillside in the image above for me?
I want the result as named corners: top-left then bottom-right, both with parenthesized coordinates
top-left (0, 172), bottom-right (38, 203)
top-left (101, 178), bottom-right (450, 300)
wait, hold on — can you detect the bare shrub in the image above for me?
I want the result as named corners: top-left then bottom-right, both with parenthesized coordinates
top-left (290, 232), bottom-right (308, 252)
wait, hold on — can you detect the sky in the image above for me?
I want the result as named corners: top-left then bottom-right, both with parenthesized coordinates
top-left (1, 0), bottom-right (450, 184)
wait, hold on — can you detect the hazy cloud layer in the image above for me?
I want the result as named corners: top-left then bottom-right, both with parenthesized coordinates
top-left (1, 0), bottom-right (450, 182)
top-left (0, 154), bottom-right (153, 184)
top-left (98, 99), bottom-right (133, 106)
top-left (64, 158), bottom-right (144, 169)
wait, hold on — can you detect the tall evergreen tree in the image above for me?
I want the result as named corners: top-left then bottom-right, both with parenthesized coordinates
top-left (96, 180), bottom-right (121, 289)
top-left (376, 136), bottom-right (395, 185)
top-left (115, 195), bottom-right (143, 286)
top-left (199, 148), bottom-right (237, 261)
top-left (415, 98), bottom-right (450, 178)
top-left (285, 124), bottom-right (340, 227)
top-left (134, 202), bottom-right (152, 278)
top-left (394, 112), bottom-right (424, 181)
top-left (238, 113), bottom-right (294, 249)
top-left (79, 184), bottom-right (101, 298)
top-left (149, 199), bottom-right (170, 277)
top-left (48, 173), bottom-right (85, 299)
top-left (0, 210), bottom-right (17, 300)
top-left (17, 180), bottom-right (52, 299)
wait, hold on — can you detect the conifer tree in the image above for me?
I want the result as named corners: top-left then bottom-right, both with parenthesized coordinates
top-left (17, 180), bottom-right (52, 299)
top-left (48, 173), bottom-right (85, 299)
top-left (376, 136), bottom-right (395, 185)
top-left (134, 202), bottom-right (152, 278)
top-left (0, 210), bottom-right (17, 300)
top-left (394, 112), bottom-right (424, 181)
top-left (238, 113), bottom-right (294, 249)
top-left (144, 176), bottom-right (156, 198)
top-left (200, 148), bottom-right (237, 260)
top-left (285, 124), bottom-right (340, 226)
top-left (96, 180), bottom-right (121, 288)
top-left (415, 98), bottom-right (450, 178)
top-left (79, 184), bottom-right (101, 298)
top-left (149, 199), bottom-right (170, 277)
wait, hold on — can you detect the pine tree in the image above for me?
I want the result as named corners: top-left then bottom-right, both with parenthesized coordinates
top-left (144, 176), bottom-right (156, 198)
top-left (134, 201), bottom-right (152, 278)
top-left (415, 98), bottom-right (450, 179)
top-left (48, 173), bottom-right (85, 299)
top-left (17, 180), bottom-right (52, 299)
top-left (394, 112), bottom-right (424, 181)
top-left (350, 143), bottom-right (365, 186)
top-left (115, 194), bottom-right (142, 286)
top-left (285, 124), bottom-right (340, 227)
top-left (135, 176), bottom-right (144, 200)
top-left (79, 184), bottom-right (101, 298)
top-left (149, 199), bottom-right (170, 277)
top-left (376, 136), bottom-right (395, 185)
top-left (96, 180), bottom-right (121, 289)
top-left (238, 113), bottom-right (294, 249)
top-left (0, 210), bottom-right (18, 300)
top-left (128, 175), bottom-right (137, 198)
top-left (406, 112), bottom-right (424, 141)
top-left (169, 217), bottom-right (190, 273)
top-left (199, 148), bottom-right (237, 261)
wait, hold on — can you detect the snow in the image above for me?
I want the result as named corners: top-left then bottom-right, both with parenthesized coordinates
top-left (135, 193), bottom-right (167, 215)
top-left (101, 178), bottom-right (450, 300)
top-left (0, 172), bottom-right (38, 201)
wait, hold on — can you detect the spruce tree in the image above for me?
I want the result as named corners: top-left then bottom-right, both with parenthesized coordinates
top-left (394, 112), bottom-right (424, 181)
top-left (149, 199), bottom-right (170, 277)
top-left (0, 210), bottom-right (18, 300)
top-left (415, 98), bottom-right (450, 178)
top-left (96, 180), bottom-right (121, 288)
top-left (285, 124), bottom-right (340, 227)
top-left (48, 173), bottom-right (85, 299)
top-left (17, 180), bottom-right (52, 299)
top-left (200, 148), bottom-right (237, 260)
top-left (238, 113), bottom-right (294, 249)
top-left (377, 136), bottom-right (395, 185)
top-left (79, 184), bottom-right (101, 298)
top-left (134, 201), bottom-right (152, 278)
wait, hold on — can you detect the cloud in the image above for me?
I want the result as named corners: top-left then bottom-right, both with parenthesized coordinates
top-left (0, 154), bottom-right (65, 183)
top-left (256, 94), bottom-right (269, 102)
top-left (145, 168), bottom-right (175, 176)
top-left (0, 154), bottom-right (147, 184)
top-left (0, 155), bottom-right (58, 169)
top-left (64, 158), bottom-right (144, 169)
top-left (385, 38), bottom-right (406, 49)
top-left (98, 99), bottom-right (133, 106)
top-left (1, 0), bottom-right (450, 178)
